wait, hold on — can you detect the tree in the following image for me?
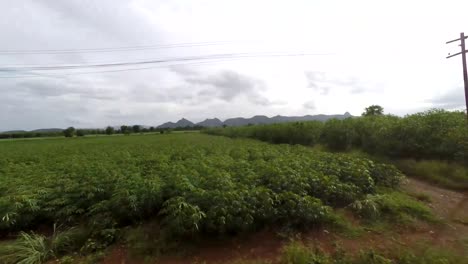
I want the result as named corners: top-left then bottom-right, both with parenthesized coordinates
top-left (105, 126), bottom-right (115, 135)
top-left (132, 125), bottom-right (141, 133)
top-left (149, 126), bottom-right (155, 132)
top-left (76, 130), bottom-right (85, 137)
top-left (64, 127), bottom-right (75, 137)
top-left (120, 125), bottom-right (128, 134)
top-left (362, 105), bottom-right (384, 117)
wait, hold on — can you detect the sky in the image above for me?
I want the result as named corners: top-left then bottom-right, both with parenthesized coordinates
top-left (0, 0), bottom-right (467, 131)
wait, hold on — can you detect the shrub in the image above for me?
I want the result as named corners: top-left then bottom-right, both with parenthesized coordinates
top-left (159, 197), bottom-right (206, 237)
top-left (276, 192), bottom-right (333, 228)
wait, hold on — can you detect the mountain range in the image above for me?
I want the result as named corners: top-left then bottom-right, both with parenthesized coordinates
top-left (1, 113), bottom-right (353, 132)
top-left (157, 112), bottom-right (353, 128)
top-left (1, 128), bottom-right (63, 134)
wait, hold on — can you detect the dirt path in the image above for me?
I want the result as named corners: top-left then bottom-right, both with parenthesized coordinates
top-left (403, 178), bottom-right (468, 221)
top-left (401, 178), bottom-right (468, 250)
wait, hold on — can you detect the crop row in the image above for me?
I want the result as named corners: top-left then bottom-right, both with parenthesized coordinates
top-left (0, 134), bottom-right (403, 238)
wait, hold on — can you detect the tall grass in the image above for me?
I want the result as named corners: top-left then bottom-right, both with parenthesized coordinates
top-left (0, 226), bottom-right (86, 264)
top-left (0, 232), bottom-right (48, 264)
top-left (395, 159), bottom-right (468, 190)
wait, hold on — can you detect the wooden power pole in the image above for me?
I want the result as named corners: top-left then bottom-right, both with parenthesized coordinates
top-left (446, 32), bottom-right (468, 119)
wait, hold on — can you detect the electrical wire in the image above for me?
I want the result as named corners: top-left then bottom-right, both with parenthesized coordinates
top-left (0, 52), bottom-right (328, 71)
top-left (0, 52), bottom-right (331, 78)
top-left (0, 41), bottom-right (232, 55)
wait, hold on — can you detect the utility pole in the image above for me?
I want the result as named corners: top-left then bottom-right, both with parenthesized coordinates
top-left (446, 32), bottom-right (468, 119)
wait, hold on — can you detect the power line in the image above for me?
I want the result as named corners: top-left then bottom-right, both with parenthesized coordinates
top-left (0, 41), bottom-right (232, 55)
top-left (2, 52), bottom-right (253, 70)
top-left (0, 52), bottom-right (330, 78)
top-left (0, 59), bottom-right (244, 79)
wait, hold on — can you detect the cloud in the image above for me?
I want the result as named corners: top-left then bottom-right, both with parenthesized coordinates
top-left (350, 86), bottom-right (366, 94)
top-left (14, 79), bottom-right (119, 100)
top-left (304, 71), bottom-right (366, 95)
top-left (169, 65), bottom-right (199, 77)
top-left (174, 68), bottom-right (274, 105)
top-left (35, 0), bottom-right (161, 43)
top-left (303, 100), bottom-right (316, 110)
top-left (429, 88), bottom-right (465, 109)
top-left (305, 72), bottom-right (330, 95)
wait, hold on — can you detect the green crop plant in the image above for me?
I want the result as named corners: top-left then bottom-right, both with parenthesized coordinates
top-left (0, 134), bottom-right (405, 248)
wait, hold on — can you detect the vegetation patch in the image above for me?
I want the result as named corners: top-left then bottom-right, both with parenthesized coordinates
top-left (276, 240), bottom-right (466, 264)
top-left (0, 134), bottom-right (408, 259)
top-left (350, 191), bottom-right (437, 226)
top-left (0, 226), bottom-right (87, 264)
top-left (395, 159), bottom-right (468, 190)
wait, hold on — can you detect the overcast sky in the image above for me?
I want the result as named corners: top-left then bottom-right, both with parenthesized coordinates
top-left (0, 0), bottom-right (466, 130)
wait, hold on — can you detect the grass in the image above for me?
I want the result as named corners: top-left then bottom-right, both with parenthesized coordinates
top-left (0, 226), bottom-right (88, 264)
top-left (280, 241), bottom-right (330, 264)
top-left (275, 240), bottom-right (467, 264)
top-left (0, 232), bottom-right (49, 264)
top-left (395, 159), bottom-right (468, 190)
top-left (350, 191), bottom-right (438, 225)
top-left (406, 191), bottom-right (432, 203)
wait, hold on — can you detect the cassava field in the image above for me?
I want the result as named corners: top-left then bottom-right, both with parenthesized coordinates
top-left (0, 132), bottom-right (466, 263)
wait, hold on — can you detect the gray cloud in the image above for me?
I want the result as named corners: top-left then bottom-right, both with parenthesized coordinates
top-left (14, 79), bottom-right (119, 100)
top-left (36, 0), bottom-right (162, 44)
top-left (169, 65), bottom-right (199, 77)
top-left (429, 88), bottom-right (465, 109)
top-left (350, 86), bottom-right (366, 94)
top-left (174, 68), bottom-right (274, 105)
top-left (303, 100), bottom-right (316, 110)
top-left (305, 72), bottom-right (330, 95)
top-left (304, 71), bottom-right (366, 95)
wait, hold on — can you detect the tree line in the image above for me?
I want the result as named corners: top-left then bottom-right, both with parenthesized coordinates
top-left (0, 124), bottom-right (204, 139)
top-left (204, 106), bottom-right (467, 163)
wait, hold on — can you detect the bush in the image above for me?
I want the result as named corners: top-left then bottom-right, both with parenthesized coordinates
top-left (276, 192), bottom-right (332, 227)
top-left (159, 197), bottom-right (205, 237)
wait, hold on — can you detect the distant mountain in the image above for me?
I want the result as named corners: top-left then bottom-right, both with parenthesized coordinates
top-left (31, 128), bottom-right (63, 133)
top-left (1, 128), bottom-right (63, 134)
top-left (0, 130), bottom-right (27, 134)
top-left (157, 112), bottom-right (354, 128)
top-left (157, 118), bottom-right (194, 129)
top-left (196, 118), bottom-right (223, 127)
top-left (157, 122), bottom-right (176, 129)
